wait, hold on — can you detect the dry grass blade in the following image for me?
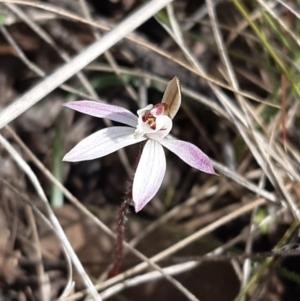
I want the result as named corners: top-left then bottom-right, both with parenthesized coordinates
top-left (5, 2), bottom-right (133, 176)
top-left (5, 127), bottom-right (201, 301)
top-left (62, 198), bottom-right (266, 301)
top-left (1, 0), bottom-right (299, 299)
top-left (139, 198), bottom-right (266, 265)
top-left (0, 0), bottom-right (277, 106)
top-left (257, 0), bottom-right (300, 48)
top-left (78, 0), bottom-right (138, 102)
top-left (5, 3), bottom-right (100, 98)
top-left (275, 0), bottom-right (300, 20)
top-left (24, 204), bottom-right (46, 301)
top-left (101, 204), bottom-right (286, 300)
top-left (99, 261), bottom-right (199, 300)
top-left (0, 0), bottom-right (173, 129)
top-left (0, 177), bottom-right (74, 300)
top-left (162, 4), bottom-right (277, 192)
top-left (0, 25), bottom-right (44, 76)
top-left (0, 134), bottom-right (101, 299)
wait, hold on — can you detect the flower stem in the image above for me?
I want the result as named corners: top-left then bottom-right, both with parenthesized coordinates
top-left (109, 142), bottom-right (144, 277)
top-left (108, 195), bottom-right (131, 277)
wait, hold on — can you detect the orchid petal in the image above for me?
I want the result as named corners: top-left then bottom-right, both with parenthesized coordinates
top-left (161, 77), bottom-right (181, 119)
top-left (158, 137), bottom-right (215, 174)
top-left (63, 127), bottom-right (145, 162)
top-left (63, 101), bottom-right (138, 127)
top-left (133, 140), bottom-right (166, 212)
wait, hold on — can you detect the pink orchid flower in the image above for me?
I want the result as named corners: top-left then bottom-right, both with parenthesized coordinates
top-left (63, 77), bottom-right (215, 212)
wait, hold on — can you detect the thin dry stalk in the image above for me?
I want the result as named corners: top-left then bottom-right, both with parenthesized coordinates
top-left (24, 205), bottom-right (47, 301)
top-left (0, 0), bottom-right (273, 104)
top-left (5, 127), bottom-right (201, 301)
top-left (4, 2), bottom-right (132, 175)
top-left (0, 177), bottom-right (74, 299)
top-left (78, 0), bottom-right (138, 102)
top-left (0, 134), bottom-right (100, 299)
top-left (0, 0), bottom-right (174, 129)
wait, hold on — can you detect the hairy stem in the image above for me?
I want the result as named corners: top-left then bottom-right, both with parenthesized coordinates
top-left (108, 195), bottom-right (131, 277)
top-left (109, 142), bottom-right (144, 277)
